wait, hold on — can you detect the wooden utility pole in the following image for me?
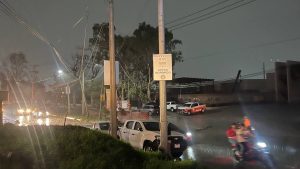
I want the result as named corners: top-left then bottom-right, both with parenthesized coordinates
top-left (109, 0), bottom-right (117, 139)
top-left (158, 0), bottom-right (168, 154)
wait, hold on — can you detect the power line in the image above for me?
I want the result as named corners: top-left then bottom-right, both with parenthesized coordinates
top-left (166, 0), bottom-right (232, 25)
top-left (169, 0), bottom-right (257, 31)
top-left (183, 35), bottom-right (300, 62)
top-left (0, 1), bottom-right (76, 79)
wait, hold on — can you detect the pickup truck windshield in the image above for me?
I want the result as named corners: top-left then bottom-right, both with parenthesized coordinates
top-left (143, 122), bottom-right (160, 131)
top-left (142, 122), bottom-right (185, 133)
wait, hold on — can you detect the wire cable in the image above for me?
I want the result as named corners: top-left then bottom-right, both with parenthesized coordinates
top-left (169, 0), bottom-right (257, 31)
top-left (166, 0), bottom-right (232, 26)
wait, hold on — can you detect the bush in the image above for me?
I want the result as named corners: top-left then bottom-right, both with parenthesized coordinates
top-left (0, 124), bottom-right (200, 169)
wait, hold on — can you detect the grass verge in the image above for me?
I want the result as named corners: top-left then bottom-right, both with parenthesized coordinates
top-left (0, 124), bottom-right (201, 169)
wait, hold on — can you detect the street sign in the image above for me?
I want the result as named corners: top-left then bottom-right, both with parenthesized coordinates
top-left (65, 85), bottom-right (70, 95)
top-left (104, 60), bottom-right (120, 85)
top-left (153, 54), bottom-right (172, 80)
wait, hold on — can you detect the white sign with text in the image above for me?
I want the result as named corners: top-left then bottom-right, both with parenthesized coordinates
top-left (153, 54), bottom-right (172, 80)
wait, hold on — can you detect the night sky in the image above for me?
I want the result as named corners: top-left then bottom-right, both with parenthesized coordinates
top-left (1, 0), bottom-right (300, 80)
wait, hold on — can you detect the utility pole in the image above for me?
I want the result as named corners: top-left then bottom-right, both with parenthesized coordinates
top-left (64, 84), bottom-right (71, 126)
top-left (263, 62), bottom-right (266, 79)
top-left (109, 0), bottom-right (117, 139)
top-left (158, 0), bottom-right (168, 154)
top-left (81, 72), bottom-right (85, 115)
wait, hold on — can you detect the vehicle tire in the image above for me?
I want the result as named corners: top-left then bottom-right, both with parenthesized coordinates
top-left (143, 142), bottom-right (153, 152)
top-left (171, 107), bottom-right (174, 112)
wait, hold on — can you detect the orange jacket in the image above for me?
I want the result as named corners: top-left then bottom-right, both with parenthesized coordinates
top-left (244, 118), bottom-right (251, 128)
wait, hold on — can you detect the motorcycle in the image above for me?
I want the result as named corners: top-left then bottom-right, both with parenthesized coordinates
top-left (232, 140), bottom-right (276, 169)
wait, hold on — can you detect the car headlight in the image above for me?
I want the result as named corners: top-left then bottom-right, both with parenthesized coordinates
top-left (257, 142), bottom-right (267, 148)
top-left (186, 132), bottom-right (192, 137)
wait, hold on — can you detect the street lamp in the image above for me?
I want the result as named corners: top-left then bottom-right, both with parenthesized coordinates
top-left (58, 70), bottom-right (63, 75)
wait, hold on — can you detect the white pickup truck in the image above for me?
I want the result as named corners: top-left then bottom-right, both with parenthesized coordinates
top-left (119, 120), bottom-right (190, 158)
top-left (166, 101), bottom-right (178, 112)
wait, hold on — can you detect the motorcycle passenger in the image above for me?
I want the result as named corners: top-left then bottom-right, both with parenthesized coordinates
top-left (226, 123), bottom-right (242, 159)
top-left (226, 123), bottom-right (237, 147)
top-left (235, 123), bottom-right (248, 156)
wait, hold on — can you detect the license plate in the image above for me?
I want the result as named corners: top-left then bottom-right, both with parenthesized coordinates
top-left (174, 144), bottom-right (180, 148)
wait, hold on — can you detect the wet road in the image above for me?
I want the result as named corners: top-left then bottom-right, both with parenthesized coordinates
top-left (3, 103), bottom-right (300, 169)
top-left (150, 104), bottom-right (300, 169)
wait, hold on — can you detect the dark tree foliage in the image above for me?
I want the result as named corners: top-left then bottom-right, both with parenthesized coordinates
top-left (72, 22), bottom-right (183, 102)
top-left (4, 52), bottom-right (29, 82)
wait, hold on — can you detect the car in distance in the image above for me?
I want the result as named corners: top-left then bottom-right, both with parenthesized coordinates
top-left (166, 101), bottom-right (178, 112)
top-left (140, 105), bottom-right (159, 116)
top-left (177, 102), bottom-right (206, 115)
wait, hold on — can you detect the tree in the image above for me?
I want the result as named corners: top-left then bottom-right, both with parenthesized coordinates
top-left (72, 22), bottom-right (183, 104)
top-left (3, 52), bottom-right (29, 82)
top-left (119, 22), bottom-right (183, 101)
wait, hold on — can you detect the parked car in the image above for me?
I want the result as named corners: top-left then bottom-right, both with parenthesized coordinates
top-left (166, 101), bottom-right (178, 112)
top-left (92, 121), bottom-right (122, 137)
top-left (140, 105), bottom-right (159, 116)
top-left (119, 120), bottom-right (189, 158)
top-left (177, 102), bottom-right (206, 115)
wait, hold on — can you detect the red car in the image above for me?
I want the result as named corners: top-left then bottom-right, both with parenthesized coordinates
top-left (177, 102), bottom-right (206, 115)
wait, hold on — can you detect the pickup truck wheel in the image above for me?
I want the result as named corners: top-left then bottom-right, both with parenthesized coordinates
top-left (143, 143), bottom-right (153, 152)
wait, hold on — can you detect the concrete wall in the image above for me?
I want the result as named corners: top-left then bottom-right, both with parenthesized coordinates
top-left (275, 62), bottom-right (288, 102)
top-left (179, 93), bottom-right (269, 106)
top-left (287, 61), bottom-right (300, 103)
top-left (239, 79), bottom-right (274, 93)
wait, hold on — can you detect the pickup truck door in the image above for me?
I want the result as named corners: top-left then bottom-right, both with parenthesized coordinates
top-left (129, 122), bottom-right (143, 148)
top-left (121, 121), bottom-right (134, 143)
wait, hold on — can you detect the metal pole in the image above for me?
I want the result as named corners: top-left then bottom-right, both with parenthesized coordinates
top-left (0, 101), bottom-right (3, 126)
top-left (82, 72), bottom-right (85, 115)
top-left (67, 85), bottom-right (70, 119)
top-left (158, 0), bottom-right (168, 154)
top-left (263, 62), bottom-right (266, 79)
top-left (64, 84), bottom-right (70, 126)
top-left (109, 0), bottom-right (117, 139)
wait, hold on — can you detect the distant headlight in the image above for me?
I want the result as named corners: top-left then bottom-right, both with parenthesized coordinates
top-left (186, 132), bottom-right (192, 137)
top-left (38, 112), bottom-right (43, 116)
top-left (26, 109), bottom-right (31, 113)
top-left (46, 111), bottom-right (49, 116)
top-left (18, 109), bottom-right (24, 113)
top-left (257, 142), bottom-right (267, 148)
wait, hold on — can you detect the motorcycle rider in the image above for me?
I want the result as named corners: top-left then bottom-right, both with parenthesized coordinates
top-left (243, 116), bottom-right (251, 129)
